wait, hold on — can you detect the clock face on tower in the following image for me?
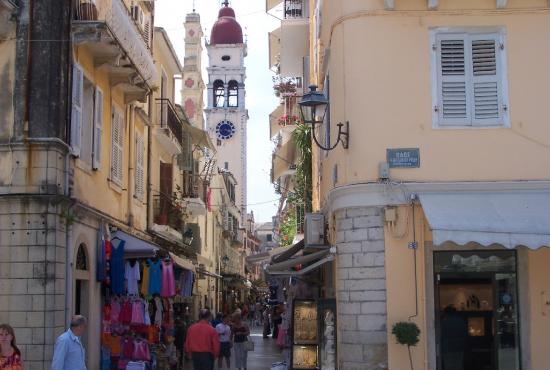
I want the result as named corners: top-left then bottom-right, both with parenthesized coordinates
top-left (215, 120), bottom-right (236, 140)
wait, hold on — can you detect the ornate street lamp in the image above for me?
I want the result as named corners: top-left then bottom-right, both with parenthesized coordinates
top-left (298, 85), bottom-right (349, 150)
top-left (222, 255), bottom-right (230, 268)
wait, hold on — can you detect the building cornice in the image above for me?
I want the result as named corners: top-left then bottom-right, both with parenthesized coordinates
top-left (323, 180), bottom-right (550, 213)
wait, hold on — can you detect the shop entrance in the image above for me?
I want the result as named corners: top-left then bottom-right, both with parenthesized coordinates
top-left (434, 250), bottom-right (520, 370)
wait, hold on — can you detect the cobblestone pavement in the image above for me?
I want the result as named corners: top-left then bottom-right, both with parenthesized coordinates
top-left (183, 327), bottom-right (284, 370)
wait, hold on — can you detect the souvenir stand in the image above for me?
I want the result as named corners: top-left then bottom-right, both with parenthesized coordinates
top-left (97, 229), bottom-right (195, 370)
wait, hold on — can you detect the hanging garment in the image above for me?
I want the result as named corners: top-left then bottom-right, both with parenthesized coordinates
top-left (100, 346), bottom-right (111, 370)
top-left (133, 339), bottom-right (151, 361)
top-left (122, 337), bottom-right (135, 359)
top-left (120, 299), bottom-right (132, 325)
top-left (125, 361), bottom-right (146, 370)
top-left (160, 259), bottom-right (175, 297)
top-left (143, 299), bottom-right (151, 326)
top-left (131, 299), bottom-right (145, 325)
top-left (183, 271), bottom-right (194, 297)
top-left (125, 261), bottom-right (141, 295)
top-left (154, 296), bottom-right (163, 326)
top-left (110, 240), bottom-right (126, 294)
top-left (140, 262), bottom-right (150, 296)
top-left (110, 299), bottom-right (121, 323)
top-left (148, 259), bottom-right (162, 295)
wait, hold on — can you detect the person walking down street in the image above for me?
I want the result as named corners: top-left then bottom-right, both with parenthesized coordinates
top-left (215, 314), bottom-right (232, 370)
top-left (211, 312), bottom-right (223, 329)
top-left (0, 324), bottom-right (22, 370)
top-left (231, 313), bottom-right (250, 370)
top-left (184, 309), bottom-right (220, 370)
top-left (52, 315), bottom-right (88, 370)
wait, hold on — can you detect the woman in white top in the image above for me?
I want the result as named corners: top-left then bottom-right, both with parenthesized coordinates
top-left (215, 314), bottom-right (232, 370)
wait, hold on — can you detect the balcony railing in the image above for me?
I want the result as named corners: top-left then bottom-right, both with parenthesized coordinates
top-left (284, 0), bottom-right (304, 19)
top-left (222, 245), bottom-right (244, 276)
top-left (153, 193), bottom-right (183, 232)
top-left (157, 98), bottom-right (183, 142)
top-left (73, 0), bottom-right (156, 86)
top-left (182, 172), bottom-right (207, 203)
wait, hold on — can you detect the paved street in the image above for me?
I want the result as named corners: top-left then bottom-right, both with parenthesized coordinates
top-left (183, 328), bottom-right (284, 370)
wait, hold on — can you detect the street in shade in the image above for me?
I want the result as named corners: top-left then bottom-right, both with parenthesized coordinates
top-left (183, 328), bottom-right (283, 369)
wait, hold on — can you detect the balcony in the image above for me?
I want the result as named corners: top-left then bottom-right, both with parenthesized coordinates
top-left (221, 244), bottom-right (244, 277)
top-left (72, 0), bottom-right (158, 102)
top-left (152, 193), bottom-right (185, 243)
top-left (154, 98), bottom-right (184, 155)
top-left (266, 0), bottom-right (308, 20)
top-left (182, 172), bottom-right (207, 217)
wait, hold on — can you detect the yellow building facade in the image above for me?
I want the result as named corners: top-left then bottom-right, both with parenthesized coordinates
top-left (303, 1), bottom-right (550, 369)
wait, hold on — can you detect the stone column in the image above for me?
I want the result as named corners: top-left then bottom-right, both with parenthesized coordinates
top-left (335, 206), bottom-right (388, 370)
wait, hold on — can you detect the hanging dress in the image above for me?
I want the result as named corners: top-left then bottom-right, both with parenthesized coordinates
top-left (140, 261), bottom-right (150, 296)
top-left (125, 261), bottom-right (140, 295)
top-left (160, 259), bottom-right (175, 297)
top-left (148, 259), bottom-right (162, 295)
top-left (110, 240), bottom-right (126, 295)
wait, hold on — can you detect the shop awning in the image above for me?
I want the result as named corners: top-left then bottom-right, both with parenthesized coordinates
top-left (419, 191), bottom-right (550, 249)
top-left (197, 268), bottom-right (223, 279)
top-left (246, 239), bottom-right (304, 264)
top-left (267, 249), bottom-right (330, 272)
top-left (185, 124), bottom-right (216, 151)
top-left (169, 252), bottom-right (195, 272)
top-left (113, 230), bottom-right (159, 258)
top-left (266, 252), bottom-right (336, 277)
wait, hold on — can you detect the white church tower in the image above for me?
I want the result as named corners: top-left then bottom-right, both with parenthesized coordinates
top-left (182, 11), bottom-right (205, 129)
top-left (205, 1), bottom-right (248, 224)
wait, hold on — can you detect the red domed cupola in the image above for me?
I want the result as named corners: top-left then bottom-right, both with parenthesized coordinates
top-left (210, 2), bottom-right (243, 45)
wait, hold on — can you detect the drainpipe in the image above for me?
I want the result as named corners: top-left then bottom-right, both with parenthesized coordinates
top-left (146, 98), bottom-right (153, 230)
top-left (127, 104), bottom-right (135, 227)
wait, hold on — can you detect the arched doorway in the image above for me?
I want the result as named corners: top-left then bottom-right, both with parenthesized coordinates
top-left (74, 243), bottom-right (90, 352)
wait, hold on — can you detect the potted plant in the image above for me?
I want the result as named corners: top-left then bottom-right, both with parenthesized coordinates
top-left (391, 321), bottom-right (420, 370)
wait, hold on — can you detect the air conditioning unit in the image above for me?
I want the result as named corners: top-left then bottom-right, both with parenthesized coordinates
top-left (305, 213), bottom-right (325, 247)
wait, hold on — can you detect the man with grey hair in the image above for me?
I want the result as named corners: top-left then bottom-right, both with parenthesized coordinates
top-left (52, 315), bottom-right (88, 370)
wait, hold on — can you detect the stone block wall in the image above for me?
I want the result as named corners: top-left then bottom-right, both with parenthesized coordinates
top-left (336, 206), bottom-right (388, 370)
top-left (0, 197), bottom-right (67, 370)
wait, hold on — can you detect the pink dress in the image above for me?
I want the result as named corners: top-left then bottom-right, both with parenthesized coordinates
top-left (110, 300), bottom-right (121, 323)
top-left (133, 339), bottom-right (150, 361)
top-left (131, 300), bottom-right (145, 325)
top-left (160, 260), bottom-right (175, 297)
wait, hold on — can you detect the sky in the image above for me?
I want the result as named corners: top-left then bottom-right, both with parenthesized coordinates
top-left (155, 0), bottom-right (282, 223)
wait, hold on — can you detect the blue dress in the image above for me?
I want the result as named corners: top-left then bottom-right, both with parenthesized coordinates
top-left (110, 240), bottom-right (126, 294)
top-left (148, 259), bottom-right (162, 295)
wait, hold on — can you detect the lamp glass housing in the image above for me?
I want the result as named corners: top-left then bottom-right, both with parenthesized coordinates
top-left (298, 85), bottom-right (329, 125)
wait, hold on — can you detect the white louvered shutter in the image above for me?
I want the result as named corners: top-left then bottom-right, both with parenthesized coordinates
top-left (470, 34), bottom-right (502, 126)
top-left (71, 63), bottom-right (84, 156)
top-left (92, 87), bottom-right (103, 170)
top-left (437, 34), bottom-right (471, 125)
top-left (178, 130), bottom-right (193, 172)
top-left (135, 134), bottom-right (145, 200)
top-left (111, 107), bottom-right (124, 186)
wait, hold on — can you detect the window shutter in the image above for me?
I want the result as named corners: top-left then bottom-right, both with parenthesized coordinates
top-left (111, 107), bottom-right (124, 186)
top-left (177, 130), bottom-right (193, 172)
top-left (71, 63), bottom-right (84, 156)
top-left (470, 34), bottom-right (501, 125)
top-left (92, 87), bottom-right (103, 170)
top-left (135, 134), bottom-right (145, 200)
top-left (437, 35), bottom-right (471, 125)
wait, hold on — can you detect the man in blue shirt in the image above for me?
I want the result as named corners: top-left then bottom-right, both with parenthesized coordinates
top-left (52, 315), bottom-right (88, 370)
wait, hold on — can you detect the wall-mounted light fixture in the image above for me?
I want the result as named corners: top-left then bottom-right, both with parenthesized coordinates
top-left (298, 85), bottom-right (349, 151)
top-left (222, 255), bottom-right (230, 267)
top-left (182, 227), bottom-right (194, 246)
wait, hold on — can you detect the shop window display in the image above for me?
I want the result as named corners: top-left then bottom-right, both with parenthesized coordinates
top-left (98, 234), bottom-right (195, 370)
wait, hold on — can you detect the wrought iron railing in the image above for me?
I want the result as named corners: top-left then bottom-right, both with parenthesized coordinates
top-left (284, 0), bottom-right (304, 19)
top-left (156, 98), bottom-right (184, 143)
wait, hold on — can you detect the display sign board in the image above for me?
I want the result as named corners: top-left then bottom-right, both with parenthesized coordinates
top-left (387, 148), bottom-right (420, 168)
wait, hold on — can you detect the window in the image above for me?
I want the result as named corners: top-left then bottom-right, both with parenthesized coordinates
top-left (228, 80), bottom-right (238, 107)
top-left (135, 134), bottom-right (145, 201)
top-left (110, 106), bottom-right (124, 186)
top-left (70, 64), bottom-right (83, 156)
top-left (76, 244), bottom-right (88, 271)
top-left (213, 80), bottom-right (225, 107)
top-left (266, 234), bottom-right (272, 242)
top-left (92, 87), bottom-right (103, 170)
top-left (432, 30), bottom-right (508, 127)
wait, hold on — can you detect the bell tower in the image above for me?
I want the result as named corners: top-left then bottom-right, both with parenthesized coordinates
top-left (182, 11), bottom-right (204, 129)
top-left (205, 3), bottom-right (248, 224)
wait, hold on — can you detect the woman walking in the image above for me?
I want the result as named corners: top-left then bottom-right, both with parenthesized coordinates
top-left (231, 313), bottom-right (250, 370)
top-left (0, 324), bottom-right (22, 370)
